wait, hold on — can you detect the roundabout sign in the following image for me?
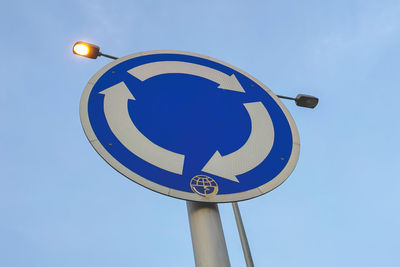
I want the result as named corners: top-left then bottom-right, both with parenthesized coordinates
top-left (80, 50), bottom-right (300, 202)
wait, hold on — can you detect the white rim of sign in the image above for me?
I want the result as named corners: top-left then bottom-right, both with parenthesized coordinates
top-left (80, 50), bottom-right (300, 203)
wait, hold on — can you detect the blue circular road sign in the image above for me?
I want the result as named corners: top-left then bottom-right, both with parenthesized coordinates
top-left (80, 50), bottom-right (300, 202)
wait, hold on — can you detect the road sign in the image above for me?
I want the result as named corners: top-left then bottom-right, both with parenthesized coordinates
top-left (80, 50), bottom-right (300, 202)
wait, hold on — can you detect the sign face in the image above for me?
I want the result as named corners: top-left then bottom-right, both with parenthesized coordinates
top-left (80, 50), bottom-right (300, 202)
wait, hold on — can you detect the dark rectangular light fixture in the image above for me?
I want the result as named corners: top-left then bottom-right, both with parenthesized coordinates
top-left (295, 94), bottom-right (319, 108)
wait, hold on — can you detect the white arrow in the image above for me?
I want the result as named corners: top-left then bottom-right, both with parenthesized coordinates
top-left (99, 82), bottom-right (185, 175)
top-left (201, 102), bottom-right (274, 182)
top-left (128, 61), bottom-right (245, 93)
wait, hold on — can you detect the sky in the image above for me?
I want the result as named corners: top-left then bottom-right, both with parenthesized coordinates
top-left (1, 0), bottom-right (400, 266)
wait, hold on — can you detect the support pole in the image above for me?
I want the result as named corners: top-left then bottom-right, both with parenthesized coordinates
top-left (232, 202), bottom-right (254, 267)
top-left (98, 52), bottom-right (119, 60)
top-left (187, 201), bottom-right (231, 267)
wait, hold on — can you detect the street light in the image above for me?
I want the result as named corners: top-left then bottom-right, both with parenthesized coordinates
top-left (72, 42), bottom-right (318, 108)
top-left (277, 94), bottom-right (319, 108)
top-left (72, 42), bottom-right (319, 109)
top-left (72, 41), bottom-right (118, 60)
top-left (234, 95), bottom-right (318, 267)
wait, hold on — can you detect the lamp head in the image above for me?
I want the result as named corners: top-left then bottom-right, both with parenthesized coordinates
top-left (73, 41), bottom-right (100, 59)
top-left (295, 94), bottom-right (319, 108)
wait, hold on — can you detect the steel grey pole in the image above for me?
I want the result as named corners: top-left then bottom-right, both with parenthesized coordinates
top-left (232, 202), bottom-right (254, 267)
top-left (187, 201), bottom-right (231, 267)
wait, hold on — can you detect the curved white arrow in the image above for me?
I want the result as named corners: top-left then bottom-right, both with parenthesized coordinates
top-left (201, 102), bottom-right (274, 182)
top-left (128, 61), bottom-right (245, 93)
top-left (99, 82), bottom-right (185, 175)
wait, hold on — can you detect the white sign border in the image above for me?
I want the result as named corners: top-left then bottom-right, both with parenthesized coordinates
top-left (80, 50), bottom-right (300, 203)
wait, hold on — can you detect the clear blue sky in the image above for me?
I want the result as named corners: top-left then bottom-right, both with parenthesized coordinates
top-left (1, 1), bottom-right (399, 266)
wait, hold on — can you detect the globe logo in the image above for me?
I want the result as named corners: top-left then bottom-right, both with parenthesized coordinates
top-left (190, 175), bottom-right (219, 198)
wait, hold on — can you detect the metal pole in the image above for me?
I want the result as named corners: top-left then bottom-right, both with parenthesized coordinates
top-left (187, 201), bottom-right (231, 267)
top-left (232, 202), bottom-right (254, 267)
top-left (98, 52), bottom-right (119, 60)
top-left (277, 95), bottom-right (295, 100)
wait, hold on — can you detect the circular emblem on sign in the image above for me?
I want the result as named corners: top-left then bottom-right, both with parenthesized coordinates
top-left (80, 50), bottom-right (300, 203)
top-left (190, 175), bottom-right (219, 198)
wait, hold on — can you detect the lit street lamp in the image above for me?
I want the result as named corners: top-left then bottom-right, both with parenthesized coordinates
top-left (73, 41), bottom-right (118, 60)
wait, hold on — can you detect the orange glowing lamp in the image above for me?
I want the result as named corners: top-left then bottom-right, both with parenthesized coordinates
top-left (73, 41), bottom-right (100, 59)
